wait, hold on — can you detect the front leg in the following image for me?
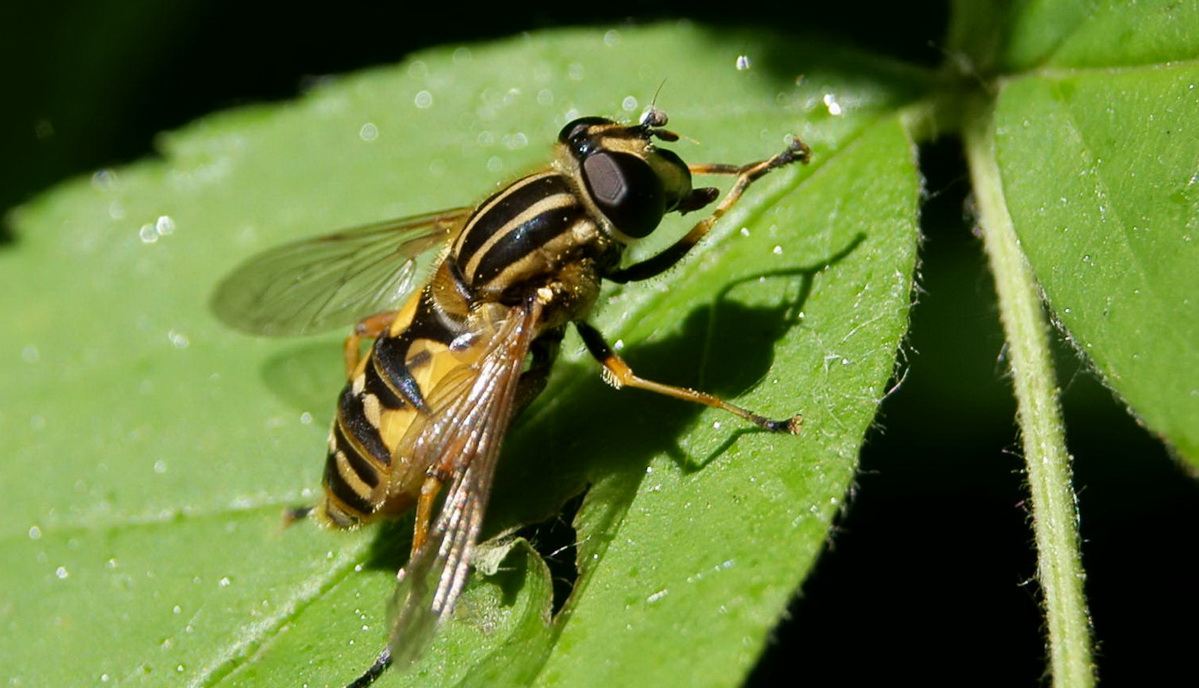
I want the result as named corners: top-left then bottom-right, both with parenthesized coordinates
top-left (605, 137), bottom-right (811, 284)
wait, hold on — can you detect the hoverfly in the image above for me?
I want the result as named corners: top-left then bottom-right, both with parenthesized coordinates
top-left (212, 106), bottom-right (809, 687)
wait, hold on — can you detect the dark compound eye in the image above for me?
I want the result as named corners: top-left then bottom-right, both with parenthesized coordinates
top-left (582, 151), bottom-right (665, 239)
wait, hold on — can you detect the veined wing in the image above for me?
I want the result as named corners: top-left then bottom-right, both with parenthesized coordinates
top-left (380, 298), bottom-right (544, 675)
top-left (211, 208), bottom-right (471, 336)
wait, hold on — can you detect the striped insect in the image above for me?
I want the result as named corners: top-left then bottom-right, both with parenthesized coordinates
top-left (212, 107), bottom-right (809, 687)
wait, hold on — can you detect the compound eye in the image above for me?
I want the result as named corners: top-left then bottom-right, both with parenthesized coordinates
top-left (582, 151), bottom-right (665, 239)
top-left (558, 117), bottom-right (612, 144)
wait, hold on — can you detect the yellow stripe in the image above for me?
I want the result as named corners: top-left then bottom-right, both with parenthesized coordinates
top-left (461, 188), bottom-right (577, 279)
top-left (334, 450), bottom-right (372, 498)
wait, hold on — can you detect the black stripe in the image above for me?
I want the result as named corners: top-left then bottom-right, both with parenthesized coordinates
top-left (368, 337), bottom-right (428, 412)
top-left (332, 422), bottom-right (381, 488)
top-left (336, 386), bottom-right (392, 465)
top-left (322, 453), bottom-right (374, 515)
top-left (458, 174), bottom-right (572, 265)
top-left (445, 256), bottom-right (474, 303)
top-left (403, 290), bottom-right (465, 345)
top-left (362, 358), bottom-right (407, 409)
top-left (471, 204), bottom-right (581, 284)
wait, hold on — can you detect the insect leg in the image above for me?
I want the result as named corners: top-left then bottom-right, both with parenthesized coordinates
top-left (576, 321), bottom-right (801, 434)
top-left (280, 505), bottom-right (314, 528)
top-left (605, 137), bottom-right (810, 284)
top-left (411, 473), bottom-right (445, 555)
top-left (513, 329), bottom-right (564, 411)
top-left (343, 311), bottom-right (396, 378)
top-left (346, 649), bottom-right (391, 688)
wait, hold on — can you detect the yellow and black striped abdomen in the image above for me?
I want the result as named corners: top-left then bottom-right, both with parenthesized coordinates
top-left (318, 290), bottom-right (470, 528)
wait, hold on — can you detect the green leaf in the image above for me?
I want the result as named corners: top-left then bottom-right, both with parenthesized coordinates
top-left (1002, 0), bottom-right (1199, 70)
top-left (949, 0), bottom-right (1199, 73)
top-left (949, 4), bottom-right (1199, 685)
top-left (0, 24), bottom-right (922, 688)
top-left (990, 19), bottom-right (1199, 462)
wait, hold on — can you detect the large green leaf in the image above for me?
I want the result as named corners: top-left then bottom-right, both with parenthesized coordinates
top-left (988, 5), bottom-right (1199, 462)
top-left (0, 25), bottom-right (921, 688)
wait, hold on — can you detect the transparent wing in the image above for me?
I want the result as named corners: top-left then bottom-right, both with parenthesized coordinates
top-left (211, 208), bottom-right (471, 336)
top-left (383, 299), bottom-right (543, 672)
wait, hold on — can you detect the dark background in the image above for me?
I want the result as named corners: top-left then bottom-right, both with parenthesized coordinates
top-left (5, 2), bottom-right (1195, 684)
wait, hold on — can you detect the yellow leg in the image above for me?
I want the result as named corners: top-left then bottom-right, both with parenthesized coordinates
top-left (576, 322), bottom-right (801, 434)
top-left (410, 473), bottom-right (444, 556)
top-left (343, 311), bottom-right (396, 378)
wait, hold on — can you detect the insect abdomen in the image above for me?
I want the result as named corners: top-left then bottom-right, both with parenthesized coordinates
top-left (318, 293), bottom-right (465, 528)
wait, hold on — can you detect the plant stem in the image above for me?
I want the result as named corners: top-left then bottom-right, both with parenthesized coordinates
top-left (963, 107), bottom-right (1095, 687)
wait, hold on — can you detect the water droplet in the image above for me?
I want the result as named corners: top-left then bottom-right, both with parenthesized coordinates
top-left (503, 132), bottom-right (528, 150)
top-left (139, 224), bottom-right (158, 244)
top-left (91, 169), bottom-right (117, 190)
top-left (219, 576), bottom-right (231, 587)
top-left (21, 345), bottom-right (39, 363)
top-left (772, 245), bottom-right (783, 255)
top-left (621, 96), bottom-right (638, 112)
top-left (568, 63), bottom-right (585, 81)
top-left (739, 227), bottom-right (750, 237)
top-left (452, 47), bottom-right (472, 63)
top-left (155, 215), bottom-right (175, 236)
top-left (167, 330), bottom-right (189, 349)
top-left (300, 412), bottom-right (313, 425)
top-left (154, 460), bottom-right (167, 474)
top-left (486, 156), bottom-right (503, 172)
top-left (414, 91), bottom-right (433, 109)
top-left (735, 55), bottom-right (751, 70)
top-left (822, 93), bottom-right (843, 116)
top-left (28, 525), bottom-right (42, 540)
top-left (603, 29), bottom-right (621, 46)
top-left (359, 122), bottom-right (379, 141)
top-left (536, 89), bottom-right (554, 105)
top-left (55, 566), bottom-right (69, 579)
top-left (109, 201), bottom-right (125, 220)
top-left (407, 61), bottom-right (428, 79)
